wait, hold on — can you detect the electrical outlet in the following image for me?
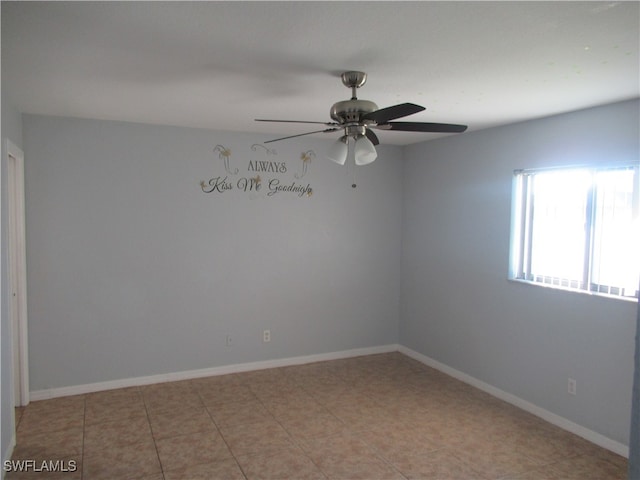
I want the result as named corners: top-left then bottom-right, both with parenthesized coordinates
top-left (225, 335), bottom-right (233, 347)
top-left (568, 378), bottom-right (577, 395)
top-left (263, 329), bottom-right (271, 343)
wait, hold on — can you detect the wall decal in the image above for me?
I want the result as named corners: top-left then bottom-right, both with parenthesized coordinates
top-left (251, 144), bottom-right (277, 156)
top-left (295, 150), bottom-right (315, 179)
top-left (201, 145), bottom-right (314, 198)
top-left (213, 144), bottom-right (238, 175)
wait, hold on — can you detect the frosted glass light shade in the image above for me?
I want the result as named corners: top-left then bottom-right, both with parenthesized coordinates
top-left (328, 137), bottom-right (348, 165)
top-left (354, 136), bottom-right (377, 165)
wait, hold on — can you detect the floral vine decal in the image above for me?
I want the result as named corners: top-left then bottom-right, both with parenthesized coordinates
top-left (295, 150), bottom-right (315, 179)
top-left (214, 144), bottom-right (238, 175)
top-left (251, 144), bottom-right (277, 156)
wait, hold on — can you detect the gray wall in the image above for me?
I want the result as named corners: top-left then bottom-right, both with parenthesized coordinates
top-left (1, 91), bottom-right (23, 463)
top-left (22, 115), bottom-right (403, 391)
top-left (400, 99), bottom-right (639, 446)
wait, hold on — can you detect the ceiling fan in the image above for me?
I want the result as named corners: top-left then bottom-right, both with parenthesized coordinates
top-left (256, 71), bottom-right (467, 165)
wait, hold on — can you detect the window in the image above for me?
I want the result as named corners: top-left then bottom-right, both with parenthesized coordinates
top-left (510, 165), bottom-right (640, 299)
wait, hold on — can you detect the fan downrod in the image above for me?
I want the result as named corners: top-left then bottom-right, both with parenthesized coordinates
top-left (341, 71), bottom-right (367, 94)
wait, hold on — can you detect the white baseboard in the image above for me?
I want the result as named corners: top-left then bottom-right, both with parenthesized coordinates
top-left (30, 344), bottom-right (398, 401)
top-left (398, 345), bottom-right (629, 458)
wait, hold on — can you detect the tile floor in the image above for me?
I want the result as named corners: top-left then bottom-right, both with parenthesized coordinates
top-left (8, 352), bottom-right (628, 479)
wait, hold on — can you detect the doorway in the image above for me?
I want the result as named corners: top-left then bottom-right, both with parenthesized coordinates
top-left (7, 139), bottom-right (29, 407)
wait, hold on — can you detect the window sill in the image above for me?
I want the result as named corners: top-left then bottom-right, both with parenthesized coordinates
top-left (507, 278), bottom-right (639, 304)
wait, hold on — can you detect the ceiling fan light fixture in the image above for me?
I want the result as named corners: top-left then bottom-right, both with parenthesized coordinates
top-left (354, 135), bottom-right (377, 166)
top-left (328, 136), bottom-right (349, 165)
top-left (257, 71), bottom-right (467, 157)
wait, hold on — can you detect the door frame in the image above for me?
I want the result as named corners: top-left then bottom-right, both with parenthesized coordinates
top-left (7, 139), bottom-right (29, 406)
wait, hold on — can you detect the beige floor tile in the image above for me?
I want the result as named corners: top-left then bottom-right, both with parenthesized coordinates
top-left (360, 425), bottom-right (440, 464)
top-left (403, 410), bottom-right (474, 446)
top-left (320, 458), bottom-right (406, 480)
top-left (543, 428), bottom-right (607, 458)
top-left (304, 376), bottom-right (349, 390)
top-left (12, 426), bottom-right (83, 460)
top-left (508, 427), bottom-right (601, 466)
top-left (300, 433), bottom-right (405, 480)
top-left (164, 458), bottom-right (245, 480)
top-left (250, 381), bottom-right (304, 400)
top-left (219, 418), bottom-right (296, 457)
top-left (237, 447), bottom-right (327, 480)
top-left (22, 396), bottom-right (85, 416)
top-left (84, 416), bottom-right (154, 452)
top-left (299, 432), bottom-right (381, 468)
top-left (321, 391), bottom-right (382, 411)
top-left (16, 394), bottom-right (85, 436)
top-left (83, 438), bottom-right (161, 480)
top-left (544, 454), bottom-right (628, 480)
top-left (85, 387), bottom-right (146, 425)
top-left (142, 385), bottom-right (204, 414)
top-left (452, 442), bottom-right (542, 479)
top-left (261, 391), bottom-right (328, 419)
top-left (326, 403), bottom-right (388, 431)
top-left (596, 448), bottom-right (629, 471)
top-left (198, 383), bottom-right (258, 406)
top-left (279, 411), bottom-right (349, 441)
top-left (301, 383), bottom-right (353, 405)
top-left (17, 410), bottom-right (84, 436)
top-left (206, 398), bottom-right (273, 427)
top-left (392, 448), bottom-right (489, 480)
top-left (148, 406), bottom-right (217, 439)
top-left (85, 399), bottom-right (148, 425)
top-left (297, 367), bottom-right (342, 383)
top-left (85, 386), bottom-right (142, 405)
top-left (155, 430), bottom-right (233, 472)
top-left (502, 466), bottom-right (560, 480)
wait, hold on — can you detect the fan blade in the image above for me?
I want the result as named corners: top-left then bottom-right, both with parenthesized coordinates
top-left (365, 128), bottom-right (380, 146)
top-left (362, 103), bottom-right (425, 124)
top-left (264, 128), bottom-right (340, 144)
top-left (377, 122), bottom-right (468, 133)
top-left (256, 119), bottom-right (338, 126)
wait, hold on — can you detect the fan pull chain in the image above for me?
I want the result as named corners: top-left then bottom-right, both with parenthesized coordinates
top-left (344, 140), bottom-right (357, 188)
top-left (351, 157), bottom-right (357, 189)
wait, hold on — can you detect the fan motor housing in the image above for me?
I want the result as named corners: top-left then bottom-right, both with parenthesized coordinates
top-left (330, 99), bottom-right (378, 124)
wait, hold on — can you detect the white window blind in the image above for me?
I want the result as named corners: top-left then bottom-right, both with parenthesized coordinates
top-left (511, 165), bottom-right (639, 299)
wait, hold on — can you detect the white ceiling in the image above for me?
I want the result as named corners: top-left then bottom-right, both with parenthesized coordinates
top-left (2, 1), bottom-right (638, 146)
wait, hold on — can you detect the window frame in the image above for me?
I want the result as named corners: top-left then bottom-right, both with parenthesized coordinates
top-left (509, 163), bottom-right (640, 301)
